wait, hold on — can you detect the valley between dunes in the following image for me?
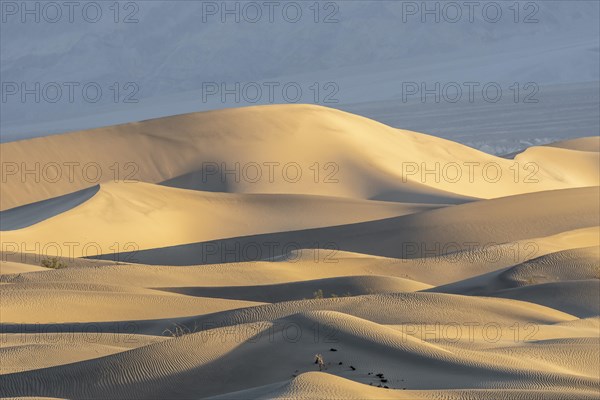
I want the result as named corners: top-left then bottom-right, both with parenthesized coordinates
top-left (0, 105), bottom-right (598, 399)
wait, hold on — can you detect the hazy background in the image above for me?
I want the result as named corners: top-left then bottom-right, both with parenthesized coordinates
top-left (1, 0), bottom-right (598, 153)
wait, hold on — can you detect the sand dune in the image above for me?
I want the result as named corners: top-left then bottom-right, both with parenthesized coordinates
top-left (95, 186), bottom-right (599, 265)
top-left (1, 181), bottom-right (442, 258)
top-left (0, 105), bottom-right (597, 399)
top-left (494, 280), bottom-right (600, 318)
top-left (431, 246), bottom-right (599, 294)
top-left (169, 293), bottom-right (576, 336)
top-left (429, 246), bottom-right (600, 317)
top-left (544, 136), bottom-right (600, 152)
top-left (0, 186), bottom-right (99, 231)
top-left (2, 105), bottom-right (598, 211)
top-left (156, 275), bottom-right (432, 303)
top-left (206, 372), bottom-right (599, 400)
top-left (1, 310), bottom-right (597, 399)
top-left (0, 260), bottom-right (47, 275)
top-left (6, 181), bottom-right (596, 264)
top-left (206, 372), bottom-right (408, 400)
top-left (2, 225), bottom-right (597, 289)
top-left (0, 333), bottom-right (167, 374)
top-left (1, 281), bottom-right (264, 324)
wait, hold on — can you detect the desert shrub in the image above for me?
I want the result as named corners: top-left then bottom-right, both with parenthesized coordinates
top-left (40, 257), bottom-right (67, 269)
top-left (162, 323), bottom-right (198, 337)
top-left (313, 289), bottom-right (324, 299)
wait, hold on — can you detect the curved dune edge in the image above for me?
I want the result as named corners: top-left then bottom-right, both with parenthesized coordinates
top-left (0, 181), bottom-right (444, 257)
top-left (155, 275), bottom-right (432, 302)
top-left (90, 186), bottom-right (599, 265)
top-left (0, 185), bottom-right (99, 231)
top-left (1, 105), bottom-right (598, 211)
top-left (5, 183), bottom-right (597, 262)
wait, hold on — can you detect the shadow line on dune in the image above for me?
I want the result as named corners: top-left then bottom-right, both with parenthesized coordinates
top-left (0, 185), bottom-right (100, 230)
top-left (90, 187), bottom-right (599, 266)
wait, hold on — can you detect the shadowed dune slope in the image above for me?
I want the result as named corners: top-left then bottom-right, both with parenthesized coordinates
top-left (0, 185), bottom-right (99, 230)
top-left (96, 186), bottom-right (599, 265)
top-left (156, 275), bottom-right (431, 303)
top-left (0, 181), bottom-right (442, 257)
top-left (493, 280), bottom-right (600, 318)
top-left (430, 246), bottom-right (600, 295)
top-left (3, 226), bottom-right (596, 289)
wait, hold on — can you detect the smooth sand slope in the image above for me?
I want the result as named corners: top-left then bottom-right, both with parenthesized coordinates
top-left (0, 105), bottom-right (598, 399)
top-left (92, 186), bottom-right (598, 265)
top-left (2, 105), bottom-right (598, 211)
top-left (4, 183), bottom-right (597, 263)
top-left (1, 181), bottom-right (442, 257)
